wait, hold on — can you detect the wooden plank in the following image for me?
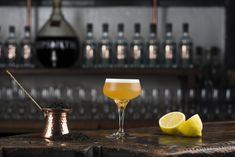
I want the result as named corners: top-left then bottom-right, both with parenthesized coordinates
top-left (0, 121), bottom-right (235, 156)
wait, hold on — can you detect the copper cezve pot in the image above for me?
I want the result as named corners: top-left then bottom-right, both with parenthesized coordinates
top-left (42, 108), bottom-right (72, 139)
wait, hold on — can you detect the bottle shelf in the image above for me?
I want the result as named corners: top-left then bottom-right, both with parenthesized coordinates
top-left (0, 68), bottom-right (201, 77)
top-left (0, 0), bottom-right (225, 7)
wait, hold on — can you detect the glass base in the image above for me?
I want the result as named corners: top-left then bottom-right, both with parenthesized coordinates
top-left (106, 131), bottom-right (136, 139)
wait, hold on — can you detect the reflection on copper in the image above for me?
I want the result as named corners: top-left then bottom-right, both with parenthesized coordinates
top-left (60, 143), bottom-right (67, 147)
top-left (42, 108), bottom-right (71, 139)
top-left (44, 138), bottom-right (54, 146)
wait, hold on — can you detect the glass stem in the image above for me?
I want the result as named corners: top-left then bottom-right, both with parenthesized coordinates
top-left (118, 107), bottom-right (125, 134)
top-left (115, 100), bottom-right (129, 136)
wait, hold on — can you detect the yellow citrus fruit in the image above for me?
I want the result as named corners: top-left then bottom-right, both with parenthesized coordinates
top-left (178, 114), bottom-right (203, 137)
top-left (159, 112), bottom-right (186, 135)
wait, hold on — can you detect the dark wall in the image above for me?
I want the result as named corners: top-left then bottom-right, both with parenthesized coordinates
top-left (226, 0), bottom-right (235, 69)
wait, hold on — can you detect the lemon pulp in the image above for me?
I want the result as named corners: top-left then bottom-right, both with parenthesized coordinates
top-left (159, 112), bottom-right (186, 135)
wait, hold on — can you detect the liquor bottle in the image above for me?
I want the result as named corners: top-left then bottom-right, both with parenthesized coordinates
top-left (114, 23), bottom-right (128, 67)
top-left (210, 47), bottom-right (220, 68)
top-left (218, 89), bottom-right (226, 120)
top-left (162, 23), bottom-right (176, 68)
top-left (163, 88), bottom-right (172, 113)
top-left (151, 88), bottom-right (160, 117)
top-left (210, 47), bottom-right (222, 85)
top-left (83, 23), bottom-right (96, 67)
top-left (5, 26), bottom-right (17, 67)
top-left (212, 88), bottom-right (219, 120)
top-left (179, 23), bottom-right (193, 68)
top-left (20, 26), bottom-right (34, 68)
top-left (36, 0), bottom-right (79, 68)
top-left (130, 23), bottom-right (144, 67)
top-left (174, 88), bottom-right (183, 112)
top-left (147, 23), bottom-right (160, 67)
top-left (194, 46), bottom-right (203, 68)
top-left (225, 89), bottom-right (233, 120)
top-left (200, 88), bottom-right (209, 121)
top-left (0, 26), bottom-right (4, 68)
top-left (98, 23), bottom-right (112, 67)
top-left (188, 89), bottom-right (197, 116)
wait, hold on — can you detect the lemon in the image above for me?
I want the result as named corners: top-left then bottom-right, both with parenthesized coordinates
top-left (178, 114), bottom-right (203, 137)
top-left (159, 112), bottom-right (186, 135)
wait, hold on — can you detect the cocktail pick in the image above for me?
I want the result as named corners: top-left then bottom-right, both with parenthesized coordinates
top-left (6, 70), bottom-right (42, 111)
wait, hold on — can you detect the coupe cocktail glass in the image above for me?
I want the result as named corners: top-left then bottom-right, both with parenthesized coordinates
top-left (103, 78), bottom-right (141, 139)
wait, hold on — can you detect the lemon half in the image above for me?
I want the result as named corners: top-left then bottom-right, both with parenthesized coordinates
top-left (178, 114), bottom-right (203, 137)
top-left (159, 112), bottom-right (186, 135)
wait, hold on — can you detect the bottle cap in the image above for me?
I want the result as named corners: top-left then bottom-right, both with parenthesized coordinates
top-left (87, 23), bottom-right (93, 33)
top-left (9, 26), bottom-right (15, 33)
top-left (102, 23), bottom-right (108, 32)
top-left (118, 23), bottom-right (124, 32)
top-left (166, 23), bottom-right (172, 33)
top-left (150, 23), bottom-right (157, 33)
top-left (183, 23), bottom-right (189, 33)
top-left (134, 23), bottom-right (141, 33)
top-left (24, 26), bottom-right (31, 33)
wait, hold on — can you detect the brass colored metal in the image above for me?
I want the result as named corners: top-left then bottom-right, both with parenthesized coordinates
top-left (6, 70), bottom-right (42, 111)
top-left (42, 108), bottom-right (72, 139)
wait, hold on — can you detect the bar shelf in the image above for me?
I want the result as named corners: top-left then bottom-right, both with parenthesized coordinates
top-left (0, 68), bottom-right (201, 77)
top-left (0, 0), bottom-right (225, 7)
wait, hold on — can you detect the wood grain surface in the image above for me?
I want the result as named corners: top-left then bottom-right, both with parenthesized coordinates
top-left (0, 121), bottom-right (235, 157)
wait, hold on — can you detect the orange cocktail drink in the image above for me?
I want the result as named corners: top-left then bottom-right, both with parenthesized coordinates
top-left (103, 78), bottom-right (141, 139)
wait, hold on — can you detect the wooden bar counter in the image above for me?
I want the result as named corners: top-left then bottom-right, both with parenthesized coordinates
top-left (0, 121), bottom-right (235, 157)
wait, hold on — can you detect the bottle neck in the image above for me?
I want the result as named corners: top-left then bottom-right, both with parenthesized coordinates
top-left (52, 0), bottom-right (62, 14)
top-left (118, 32), bottom-right (124, 37)
top-left (24, 31), bottom-right (31, 38)
top-left (87, 32), bottom-right (93, 38)
top-left (166, 31), bottom-right (172, 37)
top-left (226, 90), bottom-right (231, 99)
top-left (9, 32), bottom-right (15, 38)
top-left (102, 32), bottom-right (109, 38)
top-left (134, 32), bottom-right (140, 37)
top-left (149, 32), bottom-right (156, 38)
top-left (183, 32), bottom-right (189, 36)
